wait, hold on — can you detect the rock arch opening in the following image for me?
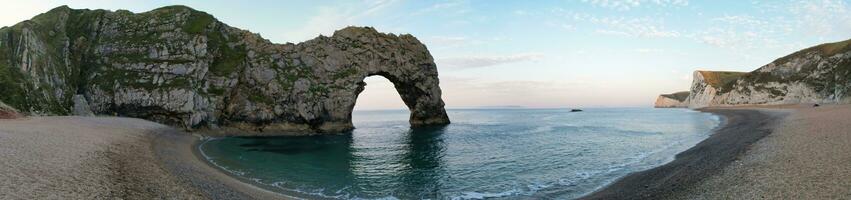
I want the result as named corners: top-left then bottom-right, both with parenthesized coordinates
top-left (353, 76), bottom-right (408, 111)
top-left (336, 72), bottom-right (450, 132)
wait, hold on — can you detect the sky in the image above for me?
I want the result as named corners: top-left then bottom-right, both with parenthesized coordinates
top-left (2, 0), bottom-right (851, 110)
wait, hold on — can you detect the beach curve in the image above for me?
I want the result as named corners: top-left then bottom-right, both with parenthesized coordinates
top-left (581, 107), bottom-right (790, 199)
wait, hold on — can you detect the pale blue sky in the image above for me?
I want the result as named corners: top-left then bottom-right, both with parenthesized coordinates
top-left (3, 0), bottom-right (851, 109)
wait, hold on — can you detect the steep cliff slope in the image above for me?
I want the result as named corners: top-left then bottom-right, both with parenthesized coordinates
top-left (685, 71), bottom-right (747, 108)
top-left (656, 39), bottom-right (851, 108)
top-left (0, 6), bottom-right (450, 134)
top-left (718, 39), bottom-right (851, 105)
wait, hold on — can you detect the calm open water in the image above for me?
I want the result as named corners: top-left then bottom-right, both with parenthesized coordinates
top-left (199, 108), bottom-right (720, 199)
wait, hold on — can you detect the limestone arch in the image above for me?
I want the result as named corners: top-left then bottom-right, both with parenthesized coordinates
top-left (295, 26), bottom-right (451, 133)
top-left (342, 71), bottom-right (450, 131)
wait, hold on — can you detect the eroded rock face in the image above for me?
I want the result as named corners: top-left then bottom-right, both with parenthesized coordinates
top-left (72, 95), bottom-right (94, 116)
top-left (0, 6), bottom-right (450, 134)
top-left (656, 39), bottom-right (851, 108)
top-left (684, 71), bottom-right (747, 108)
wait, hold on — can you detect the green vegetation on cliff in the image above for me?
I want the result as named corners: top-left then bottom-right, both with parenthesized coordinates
top-left (774, 39), bottom-right (851, 65)
top-left (0, 5), bottom-right (451, 133)
top-left (182, 9), bottom-right (215, 34)
top-left (0, 59), bottom-right (29, 109)
top-left (699, 71), bottom-right (747, 88)
top-left (724, 39), bottom-right (851, 96)
top-left (662, 38), bottom-right (851, 108)
top-left (661, 91), bottom-right (690, 102)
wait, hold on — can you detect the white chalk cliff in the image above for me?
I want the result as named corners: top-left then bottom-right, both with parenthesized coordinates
top-left (656, 39), bottom-right (851, 108)
top-left (654, 91), bottom-right (688, 108)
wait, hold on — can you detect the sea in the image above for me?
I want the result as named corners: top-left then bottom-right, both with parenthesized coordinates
top-left (199, 108), bottom-right (720, 199)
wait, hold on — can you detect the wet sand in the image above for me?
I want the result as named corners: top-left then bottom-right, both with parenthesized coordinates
top-left (584, 105), bottom-right (851, 199)
top-left (153, 127), bottom-right (292, 200)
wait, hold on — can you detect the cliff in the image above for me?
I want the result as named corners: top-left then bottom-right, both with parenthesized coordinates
top-left (716, 39), bottom-right (851, 105)
top-left (657, 38), bottom-right (851, 108)
top-left (0, 5), bottom-right (450, 134)
top-left (684, 71), bottom-right (747, 108)
top-left (654, 91), bottom-right (688, 108)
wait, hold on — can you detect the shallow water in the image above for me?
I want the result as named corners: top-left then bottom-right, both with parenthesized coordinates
top-left (199, 108), bottom-right (719, 199)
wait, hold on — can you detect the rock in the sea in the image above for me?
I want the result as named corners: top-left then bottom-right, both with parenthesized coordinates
top-left (656, 39), bottom-right (851, 108)
top-left (0, 5), bottom-right (450, 134)
top-left (72, 95), bottom-right (94, 116)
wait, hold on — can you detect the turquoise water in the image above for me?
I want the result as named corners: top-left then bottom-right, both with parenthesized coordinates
top-left (199, 108), bottom-right (720, 199)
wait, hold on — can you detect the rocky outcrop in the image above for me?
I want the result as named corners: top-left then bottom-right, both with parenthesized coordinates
top-left (657, 39), bottom-right (851, 108)
top-left (72, 94), bottom-right (94, 116)
top-left (654, 91), bottom-right (688, 108)
top-left (0, 5), bottom-right (450, 134)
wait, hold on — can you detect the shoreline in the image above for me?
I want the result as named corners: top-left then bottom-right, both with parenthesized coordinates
top-left (0, 116), bottom-right (297, 199)
top-left (4, 105), bottom-right (848, 199)
top-left (151, 127), bottom-right (293, 200)
top-left (192, 137), bottom-right (337, 200)
top-left (177, 107), bottom-right (742, 200)
top-left (581, 107), bottom-right (791, 199)
top-left (0, 117), bottom-right (207, 199)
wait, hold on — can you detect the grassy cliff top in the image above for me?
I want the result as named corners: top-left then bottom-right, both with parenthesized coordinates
top-left (697, 70), bottom-right (747, 88)
top-left (773, 38), bottom-right (851, 64)
top-left (661, 91), bottom-right (690, 101)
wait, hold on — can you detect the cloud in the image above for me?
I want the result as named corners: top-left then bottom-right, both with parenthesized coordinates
top-left (436, 76), bottom-right (658, 108)
top-left (595, 29), bottom-right (630, 36)
top-left (550, 9), bottom-right (681, 38)
top-left (711, 15), bottom-right (766, 26)
top-left (355, 76), bottom-right (596, 109)
top-left (581, 0), bottom-right (688, 11)
top-left (694, 28), bottom-right (781, 52)
top-left (438, 77), bottom-right (587, 108)
top-left (690, 1), bottom-right (851, 52)
top-left (426, 36), bottom-right (470, 46)
top-left (282, 0), bottom-right (399, 42)
top-left (789, 0), bottom-right (851, 37)
top-left (591, 17), bottom-right (681, 38)
top-left (423, 35), bottom-right (507, 49)
top-left (436, 53), bottom-right (544, 69)
top-left (559, 23), bottom-right (576, 30)
top-left (634, 48), bottom-right (664, 53)
top-left (410, 0), bottom-right (469, 16)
